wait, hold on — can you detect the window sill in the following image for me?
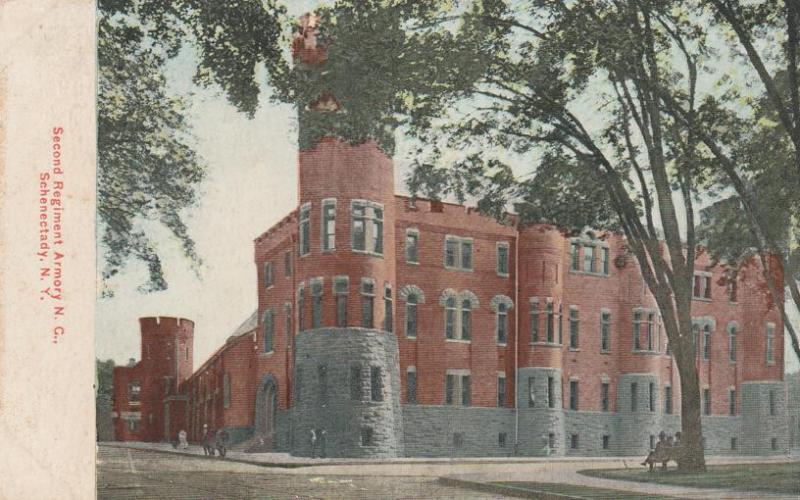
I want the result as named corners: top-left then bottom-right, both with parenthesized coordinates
top-left (600, 350), bottom-right (612, 355)
top-left (568, 347), bottom-right (580, 352)
top-left (444, 265), bottom-right (474, 272)
top-left (569, 270), bottom-right (610, 278)
top-left (321, 248), bottom-right (336, 254)
top-left (497, 342), bottom-right (508, 347)
top-left (532, 341), bottom-right (562, 348)
top-left (260, 351), bottom-right (275, 357)
top-left (497, 272), bottom-right (510, 278)
top-left (446, 338), bottom-right (471, 344)
top-left (405, 260), bottom-right (420, 266)
top-left (632, 349), bottom-right (660, 355)
top-left (404, 336), bottom-right (417, 340)
top-left (692, 297), bottom-right (712, 303)
top-left (352, 249), bottom-right (384, 258)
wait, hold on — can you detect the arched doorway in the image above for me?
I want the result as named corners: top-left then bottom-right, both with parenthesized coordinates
top-left (254, 374), bottom-right (279, 449)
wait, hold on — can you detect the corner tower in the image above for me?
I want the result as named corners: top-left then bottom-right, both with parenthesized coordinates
top-left (290, 13), bottom-right (403, 458)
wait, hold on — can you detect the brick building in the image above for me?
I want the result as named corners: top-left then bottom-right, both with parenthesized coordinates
top-left (112, 16), bottom-right (790, 457)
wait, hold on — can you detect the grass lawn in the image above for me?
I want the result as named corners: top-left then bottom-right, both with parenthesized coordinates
top-left (579, 461), bottom-right (800, 495)
top-left (490, 482), bottom-right (678, 499)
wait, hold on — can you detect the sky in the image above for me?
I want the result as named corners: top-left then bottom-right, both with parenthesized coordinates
top-left (95, 1), bottom-right (800, 374)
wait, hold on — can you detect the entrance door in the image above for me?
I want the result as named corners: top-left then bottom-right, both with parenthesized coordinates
top-left (262, 383), bottom-right (277, 446)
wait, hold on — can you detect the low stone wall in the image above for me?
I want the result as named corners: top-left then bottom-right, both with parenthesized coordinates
top-left (402, 406), bottom-right (514, 457)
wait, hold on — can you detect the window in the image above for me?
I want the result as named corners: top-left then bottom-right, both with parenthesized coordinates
top-left (647, 312), bottom-right (655, 351)
top-left (321, 199), bottom-right (336, 251)
top-left (528, 377), bottom-right (536, 407)
top-left (631, 382), bottom-right (638, 412)
top-left (223, 373), bottom-right (231, 409)
top-left (498, 432), bottom-right (507, 448)
top-left (297, 284), bottom-right (305, 332)
top-left (728, 275), bottom-right (738, 302)
top-left (570, 434), bottom-right (579, 450)
top-left (766, 323), bottom-right (775, 364)
top-left (571, 243), bottom-right (580, 271)
top-left (311, 279), bottom-right (323, 329)
top-left (405, 294), bottom-right (418, 338)
top-left (771, 437), bottom-right (778, 450)
top-left (263, 309), bottom-right (275, 353)
top-left (453, 432), bottom-right (464, 448)
top-left (497, 373), bottom-right (506, 408)
top-left (370, 366), bottom-right (383, 402)
top-left (557, 303), bottom-right (563, 344)
top-left (600, 310), bottom-right (611, 352)
top-left (547, 376), bottom-right (555, 408)
top-left (461, 299), bottom-right (472, 340)
top-left (583, 245), bottom-right (595, 273)
top-left (318, 364), bottom-right (328, 404)
top-left (334, 277), bottom-right (348, 327)
top-left (284, 303), bottom-right (293, 338)
top-left (664, 386), bottom-right (673, 414)
top-left (601, 382), bottom-right (610, 412)
top-left (548, 433), bottom-right (555, 451)
top-left (703, 324), bottom-right (711, 360)
top-left (693, 273), bottom-right (712, 299)
top-left (601, 247), bottom-right (610, 275)
top-left (769, 390), bottom-right (777, 416)
top-left (530, 299), bottom-right (540, 343)
top-left (350, 365), bottom-right (362, 400)
top-left (405, 229), bottom-right (419, 263)
top-left (263, 261), bottom-right (274, 288)
top-left (445, 297), bottom-right (457, 339)
top-left (497, 242), bottom-right (509, 275)
top-left (445, 371), bottom-right (471, 406)
top-left (444, 236), bottom-right (473, 270)
top-left (569, 307), bottom-right (580, 349)
top-left (406, 368), bottom-right (417, 404)
top-left (633, 309), bottom-right (655, 351)
top-left (650, 435), bottom-right (656, 450)
top-left (728, 324), bottom-right (738, 362)
top-left (569, 380), bottom-right (579, 410)
top-left (633, 311), bottom-right (642, 350)
top-left (383, 284), bottom-right (393, 332)
top-left (351, 200), bottom-right (383, 255)
top-left (284, 250), bottom-right (292, 276)
top-left (649, 382), bottom-right (655, 412)
top-left (361, 279), bottom-right (375, 328)
top-left (361, 427), bottom-right (373, 446)
top-left (127, 382), bottom-right (141, 403)
top-left (602, 435), bottom-right (610, 450)
top-left (545, 301), bottom-right (555, 343)
top-left (730, 437), bottom-right (737, 450)
top-left (299, 203), bottom-right (310, 256)
top-left (497, 303), bottom-right (508, 344)
top-left (703, 388), bottom-right (711, 415)
top-left (729, 389), bottom-right (736, 416)
top-left (444, 295), bottom-right (472, 341)
top-left (127, 419), bottom-right (140, 432)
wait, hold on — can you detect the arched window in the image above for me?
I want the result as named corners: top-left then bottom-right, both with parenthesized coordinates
top-left (497, 302), bottom-right (508, 344)
top-left (728, 323), bottom-right (738, 362)
top-left (405, 293), bottom-right (418, 338)
top-left (703, 324), bottom-right (711, 360)
top-left (445, 296), bottom-right (457, 339)
top-left (262, 309), bottom-right (275, 353)
top-left (460, 299), bottom-right (472, 340)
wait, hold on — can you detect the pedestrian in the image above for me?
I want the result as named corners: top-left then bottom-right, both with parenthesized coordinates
top-left (310, 428), bottom-right (317, 458)
top-left (178, 429), bottom-right (188, 450)
top-left (215, 429), bottom-right (229, 458)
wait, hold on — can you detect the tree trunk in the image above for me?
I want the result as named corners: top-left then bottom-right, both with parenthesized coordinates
top-left (672, 308), bottom-right (707, 472)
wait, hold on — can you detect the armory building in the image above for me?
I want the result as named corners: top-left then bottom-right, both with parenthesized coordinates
top-left (112, 17), bottom-right (790, 458)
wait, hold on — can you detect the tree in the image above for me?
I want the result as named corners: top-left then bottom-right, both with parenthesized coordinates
top-left (95, 358), bottom-right (116, 441)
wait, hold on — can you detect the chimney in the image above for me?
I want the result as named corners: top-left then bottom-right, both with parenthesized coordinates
top-left (292, 12), bottom-right (327, 65)
top-left (127, 358), bottom-right (136, 367)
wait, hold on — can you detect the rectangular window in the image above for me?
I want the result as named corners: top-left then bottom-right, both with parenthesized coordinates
top-left (633, 311), bottom-right (642, 350)
top-left (631, 382), bottom-right (638, 412)
top-left (728, 277), bottom-right (738, 302)
top-left (647, 313), bottom-right (655, 351)
top-left (445, 373), bottom-right (454, 405)
top-left (284, 303), bottom-right (293, 338)
top-left (569, 380), bottom-right (579, 411)
top-left (445, 372), bottom-right (471, 406)
top-left (351, 201), bottom-right (383, 255)
top-left (548, 433), bottom-right (555, 451)
top-left (284, 250), bottom-right (292, 276)
top-left (497, 374), bottom-right (506, 408)
top-left (693, 273), bottom-right (712, 299)
top-left (571, 243), bottom-right (580, 271)
top-left (730, 437), bottom-right (737, 450)
top-left (445, 297), bottom-right (456, 339)
top-left (583, 245), bottom-right (595, 273)
top-left (766, 323), bottom-right (775, 364)
top-left (650, 435), bottom-right (656, 450)
top-left (460, 300), bottom-right (472, 341)
top-left (263, 310), bottom-right (275, 352)
top-left (769, 390), bottom-right (776, 416)
top-left (321, 199), bottom-right (336, 251)
top-left (334, 277), bottom-right (348, 327)
top-left (405, 294), bottom-right (418, 338)
top-left (602, 435), bottom-right (610, 450)
top-left (370, 366), bottom-right (383, 402)
top-left (703, 388), bottom-right (711, 415)
top-left (570, 434), bottom-right (579, 450)
top-left (453, 432), bottom-right (464, 448)
top-left (528, 376), bottom-right (535, 407)
top-left (350, 365), bottom-right (362, 400)
top-left (407, 369), bottom-right (417, 404)
top-left (545, 301), bottom-right (555, 343)
top-left (299, 203), bottom-right (310, 256)
top-left (405, 230), bottom-right (419, 263)
top-left (497, 304), bottom-right (508, 344)
top-left (383, 284), bottom-right (393, 332)
top-left (664, 386), bottom-right (673, 415)
top-left (318, 364), bottom-right (328, 404)
top-left (557, 303), bottom-right (563, 344)
top-left (547, 376), bottom-right (555, 408)
top-left (601, 382), bottom-right (609, 412)
top-left (127, 382), bottom-right (141, 403)
top-left (530, 300), bottom-right (540, 343)
top-left (498, 432), bottom-right (507, 448)
top-left (361, 279), bottom-right (375, 328)
top-left (729, 389), bottom-right (736, 416)
top-left (703, 326), bottom-right (711, 360)
top-left (600, 310), bottom-right (611, 352)
top-left (297, 285), bottom-right (305, 332)
top-left (444, 236), bottom-right (473, 271)
top-left (263, 262), bottom-right (274, 288)
top-left (649, 382), bottom-right (655, 412)
top-left (729, 326), bottom-right (738, 362)
top-left (497, 243), bottom-right (509, 275)
top-left (361, 427), bottom-right (373, 446)
top-left (601, 247), bottom-right (610, 275)
top-left (771, 437), bottom-right (778, 450)
top-left (569, 307), bottom-right (580, 349)
top-left (311, 279), bottom-right (323, 329)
